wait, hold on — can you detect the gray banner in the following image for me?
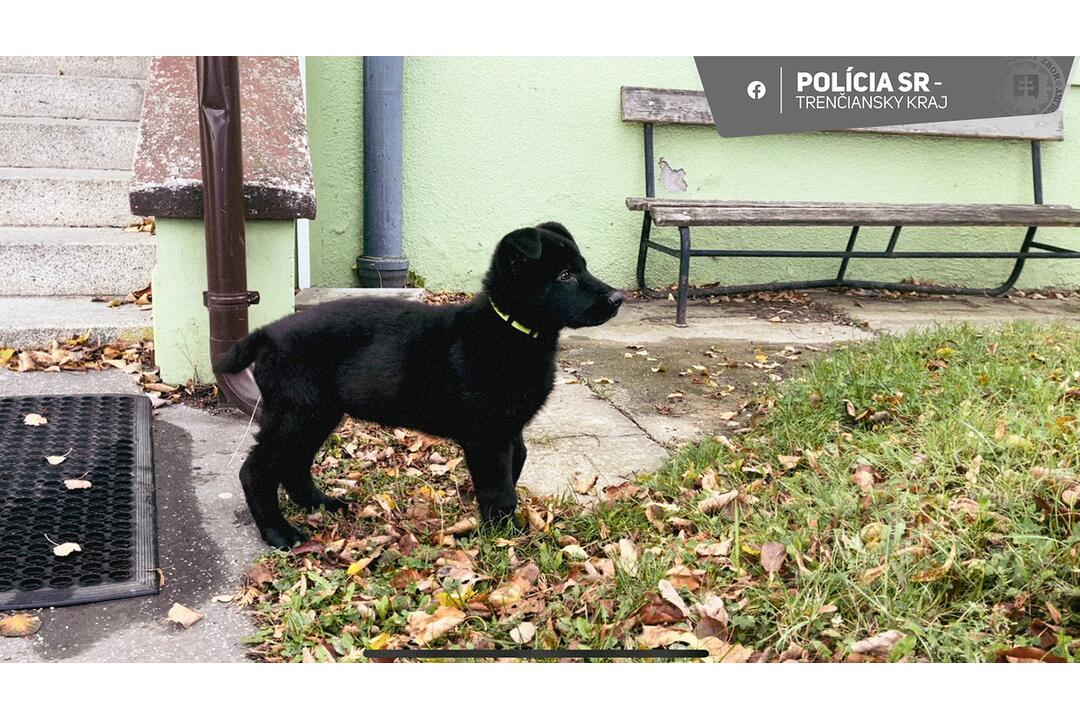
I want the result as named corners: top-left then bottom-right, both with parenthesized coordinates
top-left (694, 57), bottom-right (1073, 137)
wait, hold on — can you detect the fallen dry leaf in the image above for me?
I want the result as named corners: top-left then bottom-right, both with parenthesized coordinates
top-left (698, 489), bottom-right (738, 515)
top-left (637, 594), bottom-right (687, 625)
top-left (861, 562), bottom-right (888, 583)
top-left (489, 562), bottom-right (540, 609)
top-left (760, 541), bottom-right (787, 576)
top-left (695, 540), bottom-right (731, 557)
top-left (44, 449), bottom-right (72, 465)
top-left (52, 541), bottom-right (81, 557)
top-left (23, 413), bottom-right (48, 426)
top-left (665, 564), bottom-right (703, 591)
top-left (912, 546), bottom-right (955, 583)
top-left (0, 613), bottom-right (41, 637)
top-left (167, 603), bottom-right (204, 629)
top-left (616, 538), bottom-right (640, 576)
top-left (697, 636), bottom-right (754, 663)
top-left (442, 517), bottom-right (477, 536)
top-left (657, 579), bottom-right (690, 618)
top-left (851, 630), bottom-right (906, 658)
top-left (405, 605), bottom-right (465, 646)
top-left (996, 646), bottom-right (1066, 663)
top-left (572, 472), bottom-right (598, 494)
top-left (638, 625), bottom-right (697, 649)
top-left (510, 621), bottom-right (536, 645)
top-left (852, 464), bottom-right (876, 491)
top-left (64, 477), bottom-right (92, 490)
top-left (778, 454), bottom-right (801, 470)
top-left (692, 594), bottom-right (729, 640)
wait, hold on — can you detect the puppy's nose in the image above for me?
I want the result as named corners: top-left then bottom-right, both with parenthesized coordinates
top-left (607, 290), bottom-right (626, 308)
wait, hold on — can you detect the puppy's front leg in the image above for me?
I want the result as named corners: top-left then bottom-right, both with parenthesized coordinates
top-left (463, 440), bottom-right (518, 525)
top-left (511, 432), bottom-right (527, 485)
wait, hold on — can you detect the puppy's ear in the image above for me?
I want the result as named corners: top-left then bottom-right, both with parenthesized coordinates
top-left (536, 222), bottom-right (573, 241)
top-left (499, 227), bottom-right (542, 261)
top-left (537, 221), bottom-right (578, 252)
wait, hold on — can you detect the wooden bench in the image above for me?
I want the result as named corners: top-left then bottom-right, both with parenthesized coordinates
top-left (623, 87), bottom-right (1080, 326)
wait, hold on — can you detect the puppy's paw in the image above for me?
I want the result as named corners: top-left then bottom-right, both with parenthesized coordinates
top-left (262, 523), bottom-right (309, 550)
top-left (478, 508), bottom-right (526, 536)
top-left (318, 496), bottom-right (349, 513)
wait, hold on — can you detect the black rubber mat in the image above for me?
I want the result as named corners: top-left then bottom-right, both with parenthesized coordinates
top-left (0, 394), bottom-right (158, 610)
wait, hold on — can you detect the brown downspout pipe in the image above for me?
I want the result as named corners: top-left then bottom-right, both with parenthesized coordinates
top-left (197, 56), bottom-right (263, 418)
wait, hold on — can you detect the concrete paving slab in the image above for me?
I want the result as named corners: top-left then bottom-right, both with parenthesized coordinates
top-left (519, 371), bottom-right (668, 498)
top-left (815, 292), bottom-right (1080, 335)
top-left (565, 298), bottom-right (874, 345)
top-left (559, 338), bottom-right (813, 447)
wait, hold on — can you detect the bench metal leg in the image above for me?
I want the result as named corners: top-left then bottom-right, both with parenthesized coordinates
top-left (987, 226), bottom-right (1037, 296)
top-left (835, 226), bottom-right (861, 282)
top-left (636, 212), bottom-right (666, 300)
top-left (676, 226), bottom-right (691, 327)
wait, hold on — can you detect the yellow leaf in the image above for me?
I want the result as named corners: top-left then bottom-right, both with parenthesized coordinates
top-left (367, 632), bottom-right (390, 650)
top-left (23, 413), bottom-right (48, 426)
top-left (347, 557), bottom-right (375, 576)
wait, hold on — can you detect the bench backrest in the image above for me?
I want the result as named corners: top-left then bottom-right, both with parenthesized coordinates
top-left (621, 86), bottom-right (1065, 141)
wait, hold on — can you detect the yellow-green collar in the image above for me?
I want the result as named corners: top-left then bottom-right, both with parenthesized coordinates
top-left (489, 298), bottom-right (540, 338)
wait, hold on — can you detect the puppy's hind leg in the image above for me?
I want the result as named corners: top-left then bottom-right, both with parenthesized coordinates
top-left (240, 417), bottom-right (310, 549)
top-left (279, 410), bottom-right (349, 513)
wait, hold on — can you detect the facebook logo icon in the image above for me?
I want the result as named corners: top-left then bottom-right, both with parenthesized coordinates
top-left (746, 80), bottom-right (767, 100)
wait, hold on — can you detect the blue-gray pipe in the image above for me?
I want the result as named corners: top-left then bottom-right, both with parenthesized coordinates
top-left (358, 56), bottom-right (408, 287)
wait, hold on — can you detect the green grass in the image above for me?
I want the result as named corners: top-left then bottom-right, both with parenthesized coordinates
top-left (241, 322), bottom-right (1080, 662)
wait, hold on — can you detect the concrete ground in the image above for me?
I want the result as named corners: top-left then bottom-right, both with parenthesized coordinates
top-left (2, 289), bottom-right (1078, 661)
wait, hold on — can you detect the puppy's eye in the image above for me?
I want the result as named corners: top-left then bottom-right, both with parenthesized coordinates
top-left (557, 269), bottom-right (574, 282)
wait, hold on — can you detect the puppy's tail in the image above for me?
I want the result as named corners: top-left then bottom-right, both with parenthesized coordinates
top-left (213, 328), bottom-right (270, 375)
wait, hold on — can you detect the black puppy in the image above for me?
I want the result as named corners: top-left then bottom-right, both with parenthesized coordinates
top-left (215, 222), bottom-right (624, 548)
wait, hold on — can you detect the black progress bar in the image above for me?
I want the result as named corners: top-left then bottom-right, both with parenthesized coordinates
top-left (364, 649), bottom-right (708, 660)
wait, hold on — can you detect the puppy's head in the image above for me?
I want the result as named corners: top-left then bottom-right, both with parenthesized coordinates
top-left (484, 222), bottom-right (624, 332)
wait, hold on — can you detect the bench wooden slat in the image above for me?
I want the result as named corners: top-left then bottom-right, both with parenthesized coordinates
top-left (627, 197), bottom-right (1074, 212)
top-left (621, 87), bottom-right (1065, 141)
top-left (635, 200), bottom-right (1080, 227)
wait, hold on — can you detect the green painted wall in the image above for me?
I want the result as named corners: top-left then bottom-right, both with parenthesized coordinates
top-left (306, 57), bottom-right (1080, 291)
top-left (306, 56), bottom-right (364, 288)
top-left (153, 219), bottom-right (296, 384)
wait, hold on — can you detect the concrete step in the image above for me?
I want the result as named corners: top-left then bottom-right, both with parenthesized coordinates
top-left (0, 117), bottom-right (138, 170)
top-left (0, 167), bottom-right (136, 227)
top-left (0, 56), bottom-right (151, 79)
top-left (0, 227), bottom-right (154, 295)
top-left (0, 73), bottom-right (144, 120)
top-left (0, 296), bottom-right (152, 349)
